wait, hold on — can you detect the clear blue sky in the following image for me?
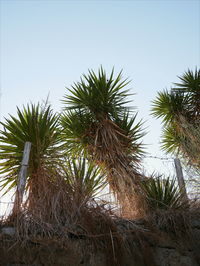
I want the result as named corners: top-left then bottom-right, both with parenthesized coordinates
top-left (0, 0), bottom-right (200, 174)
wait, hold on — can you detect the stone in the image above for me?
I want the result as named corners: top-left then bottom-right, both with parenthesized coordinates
top-left (1, 227), bottom-right (15, 236)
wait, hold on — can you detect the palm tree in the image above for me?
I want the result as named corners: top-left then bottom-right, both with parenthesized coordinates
top-left (61, 67), bottom-right (146, 217)
top-left (0, 103), bottom-right (61, 211)
top-left (152, 68), bottom-right (200, 167)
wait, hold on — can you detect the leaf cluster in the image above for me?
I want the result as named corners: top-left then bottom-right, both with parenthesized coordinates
top-left (141, 175), bottom-right (185, 210)
top-left (62, 158), bottom-right (106, 203)
top-left (63, 67), bottom-right (132, 120)
top-left (0, 103), bottom-right (61, 193)
top-left (61, 67), bottom-right (145, 163)
top-left (151, 68), bottom-right (200, 162)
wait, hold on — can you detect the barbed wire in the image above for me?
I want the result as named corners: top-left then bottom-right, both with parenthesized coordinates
top-left (142, 155), bottom-right (174, 161)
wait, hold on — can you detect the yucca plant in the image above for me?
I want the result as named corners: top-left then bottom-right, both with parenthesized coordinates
top-left (0, 103), bottom-right (61, 210)
top-left (61, 158), bottom-right (107, 206)
top-left (142, 175), bottom-right (192, 239)
top-left (141, 175), bottom-right (185, 210)
top-left (60, 109), bottom-right (144, 163)
top-left (152, 68), bottom-right (200, 168)
top-left (61, 67), bottom-right (146, 217)
top-left (63, 67), bottom-right (131, 118)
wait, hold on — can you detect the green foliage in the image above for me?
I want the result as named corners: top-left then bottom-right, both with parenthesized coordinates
top-left (141, 175), bottom-right (184, 210)
top-left (152, 90), bottom-right (189, 125)
top-left (61, 67), bottom-right (145, 162)
top-left (60, 110), bottom-right (94, 157)
top-left (60, 110), bottom-right (145, 160)
top-left (62, 158), bottom-right (107, 201)
top-left (161, 125), bottom-right (184, 154)
top-left (0, 103), bottom-right (61, 193)
top-left (62, 66), bottom-right (131, 120)
top-left (151, 68), bottom-right (200, 165)
top-left (174, 68), bottom-right (200, 94)
top-left (113, 112), bottom-right (146, 158)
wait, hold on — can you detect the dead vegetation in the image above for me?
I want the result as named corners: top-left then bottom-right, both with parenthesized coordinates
top-left (0, 170), bottom-right (200, 266)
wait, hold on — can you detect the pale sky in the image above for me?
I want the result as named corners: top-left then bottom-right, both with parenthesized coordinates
top-left (0, 0), bottom-right (200, 213)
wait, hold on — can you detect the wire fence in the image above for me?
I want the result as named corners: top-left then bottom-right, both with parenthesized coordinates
top-left (141, 155), bottom-right (174, 176)
top-left (142, 155), bottom-right (200, 198)
top-left (0, 155), bottom-right (199, 217)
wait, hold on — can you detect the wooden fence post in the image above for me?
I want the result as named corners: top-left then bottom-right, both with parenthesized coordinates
top-left (174, 158), bottom-right (188, 202)
top-left (13, 141), bottom-right (31, 214)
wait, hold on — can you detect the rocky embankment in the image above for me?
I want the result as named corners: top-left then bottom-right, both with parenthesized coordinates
top-left (0, 218), bottom-right (200, 266)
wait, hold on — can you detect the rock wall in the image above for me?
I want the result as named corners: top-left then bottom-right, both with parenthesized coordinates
top-left (0, 218), bottom-right (200, 266)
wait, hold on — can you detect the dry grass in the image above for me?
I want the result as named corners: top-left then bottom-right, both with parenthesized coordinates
top-left (87, 119), bottom-right (147, 219)
top-left (144, 199), bottom-right (200, 242)
top-left (1, 177), bottom-right (200, 265)
top-left (146, 209), bottom-right (192, 239)
top-left (0, 169), bottom-right (126, 265)
top-left (1, 211), bottom-right (157, 266)
top-left (176, 115), bottom-right (200, 168)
